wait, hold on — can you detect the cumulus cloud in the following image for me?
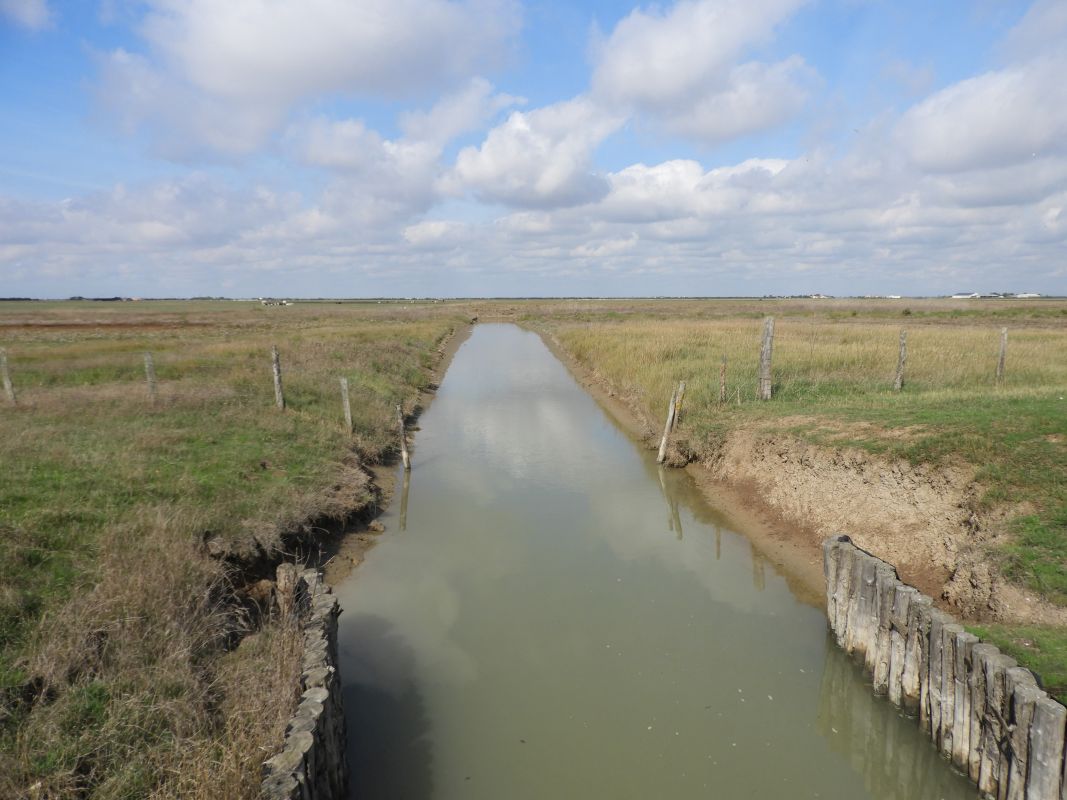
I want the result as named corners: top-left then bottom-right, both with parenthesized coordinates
top-left (895, 54), bottom-right (1067, 172)
top-left (591, 0), bottom-right (810, 142)
top-left (0, 0), bottom-right (51, 30)
top-left (95, 0), bottom-right (520, 155)
top-left (445, 97), bottom-right (624, 208)
top-left (285, 79), bottom-right (520, 213)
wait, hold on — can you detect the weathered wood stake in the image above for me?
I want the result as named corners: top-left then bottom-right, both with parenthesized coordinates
top-left (271, 346), bottom-right (285, 410)
top-left (656, 381), bottom-right (685, 464)
top-left (1025, 695), bottom-right (1065, 800)
top-left (339, 377), bottom-right (353, 432)
top-left (894, 329), bottom-right (907, 391)
top-left (1, 348), bottom-right (16, 405)
top-left (719, 354), bottom-right (727, 404)
top-left (143, 351), bottom-right (158, 402)
top-left (396, 404), bottom-right (410, 471)
top-left (758, 317), bottom-right (774, 400)
top-left (996, 327), bottom-right (1008, 384)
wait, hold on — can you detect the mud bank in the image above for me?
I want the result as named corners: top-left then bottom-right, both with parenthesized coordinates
top-left (534, 327), bottom-right (1066, 629)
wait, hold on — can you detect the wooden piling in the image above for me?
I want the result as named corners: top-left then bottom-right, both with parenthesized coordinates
top-left (339, 378), bottom-right (353, 433)
top-left (969, 643), bottom-right (999, 783)
top-left (939, 622), bottom-right (965, 759)
top-left (1004, 668), bottom-right (1040, 800)
top-left (887, 585), bottom-right (916, 706)
top-left (757, 317), bottom-right (774, 400)
top-left (996, 327), bottom-right (1008, 384)
top-left (869, 564), bottom-right (897, 694)
top-left (1, 348), bottom-right (16, 405)
top-left (821, 537), bottom-right (1065, 800)
top-left (901, 594), bottom-right (932, 712)
top-left (396, 404), bottom-right (410, 471)
top-left (144, 352), bottom-right (158, 403)
top-left (1026, 696), bottom-right (1065, 800)
top-left (951, 629), bottom-right (979, 770)
top-left (893, 329), bottom-right (907, 391)
top-left (271, 346), bottom-right (285, 410)
top-left (978, 653), bottom-right (1016, 797)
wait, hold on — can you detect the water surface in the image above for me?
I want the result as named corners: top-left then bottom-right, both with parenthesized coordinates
top-left (335, 324), bottom-right (975, 800)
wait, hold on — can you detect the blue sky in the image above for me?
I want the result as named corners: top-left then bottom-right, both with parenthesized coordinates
top-left (1, 0), bottom-right (1064, 297)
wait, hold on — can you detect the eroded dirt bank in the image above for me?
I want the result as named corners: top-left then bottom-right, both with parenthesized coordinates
top-left (534, 327), bottom-right (1067, 628)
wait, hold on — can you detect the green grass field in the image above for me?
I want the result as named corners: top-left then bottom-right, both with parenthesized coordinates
top-left (0, 299), bottom-right (466, 798)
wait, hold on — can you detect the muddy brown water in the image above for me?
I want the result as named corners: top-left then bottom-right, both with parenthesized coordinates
top-left (335, 324), bottom-right (976, 799)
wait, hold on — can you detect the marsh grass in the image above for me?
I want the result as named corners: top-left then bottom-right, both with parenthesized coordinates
top-left (0, 300), bottom-right (465, 798)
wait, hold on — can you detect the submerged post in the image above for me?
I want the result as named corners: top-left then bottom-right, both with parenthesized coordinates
top-left (396, 403), bottom-right (410, 471)
top-left (1, 348), bottom-right (15, 405)
top-left (271, 346), bottom-right (285, 410)
top-left (894, 329), bottom-right (907, 391)
top-left (996, 327), bottom-right (1007, 385)
top-left (339, 377), bottom-right (353, 433)
top-left (656, 381), bottom-right (685, 464)
top-left (758, 317), bottom-right (774, 400)
top-left (719, 354), bottom-right (727, 404)
top-left (144, 351), bottom-right (158, 403)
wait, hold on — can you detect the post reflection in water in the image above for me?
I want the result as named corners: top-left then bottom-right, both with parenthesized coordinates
top-left (657, 466), bottom-right (684, 540)
top-left (398, 469), bottom-right (411, 532)
top-left (335, 325), bottom-right (978, 800)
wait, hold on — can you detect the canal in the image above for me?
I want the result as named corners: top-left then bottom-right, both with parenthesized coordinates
top-left (334, 324), bottom-right (975, 799)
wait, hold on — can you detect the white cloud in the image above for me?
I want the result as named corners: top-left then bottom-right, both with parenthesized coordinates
top-left (896, 54), bottom-right (1067, 172)
top-left (445, 97), bottom-right (624, 208)
top-left (399, 78), bottom-right (523, 146)
top-left (1002, 0), bottom-right (1067, 60)
top-left (285, 79), bottom-right (520, 213)
top-left (590, 0), bottom-right (810, 143)
top-left (95, 0), bottom-right (520, 155)
top-left (0, 0), bottom-right (51, 30)
top-left (665, 57), bottom-right (815, 142)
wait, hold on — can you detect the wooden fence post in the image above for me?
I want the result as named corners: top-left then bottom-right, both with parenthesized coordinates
top-left (758, 317), bottom-right (774, 400)
top-left (656, 381), bottom-right (685, 464)
top-left (996, 328), bottom-right (1007, 385)
top-left (143, 352), bottom-right (158, 403)
top-left (894, 329), bottom-right (907, 391)
top-left (719, 354), bottom-right (727, 404)
top-left (396, 404), bottom-right (410, 470)
top-left (339, 377), bottom-right (353, 432)
top-left (0, 348), bottom-right (15, 405)
top-left (271, 346), bottom-right (285, 410)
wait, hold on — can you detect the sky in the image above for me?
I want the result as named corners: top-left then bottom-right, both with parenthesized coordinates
top-left (1, 0), bottom-right (1065, 298)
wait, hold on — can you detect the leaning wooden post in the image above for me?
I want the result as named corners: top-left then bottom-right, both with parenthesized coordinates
top-left (656, 381), bottom-right (685, 464)
top-left (758, 317), bottom-right (774, 400)
top-left (719, 354), bottom-right (727, 404)
top-left (396, 404), bottom-right (410, 471)
top-left (656, 384), bottom-right (679, 464)
top-left (339, 377), bottom-right (353, 433)
top-left (143, 352), bottom-right (158, 403)
top-left (995, 327), bottom-right (1007, 385)
top-left (893, 329), bottom-right (907, 391)
top-left (271, 346), bottom-right (285, 410)
top-left (0, 348), bottom-right (15, 405)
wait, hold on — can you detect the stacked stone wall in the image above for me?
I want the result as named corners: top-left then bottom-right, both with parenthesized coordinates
top-left (262, 568), bottom-right (348, 800)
